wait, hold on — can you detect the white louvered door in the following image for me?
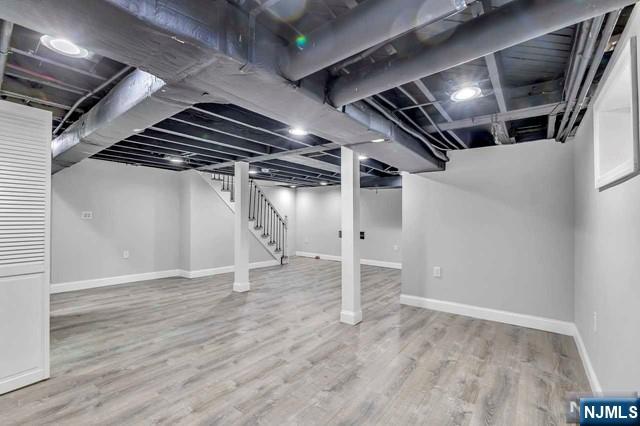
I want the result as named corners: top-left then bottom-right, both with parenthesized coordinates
top-left (0, 100), bottom-right (51, 394)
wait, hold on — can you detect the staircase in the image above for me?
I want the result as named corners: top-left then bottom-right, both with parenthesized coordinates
top-left (200, 172), bottom-right (289, 264)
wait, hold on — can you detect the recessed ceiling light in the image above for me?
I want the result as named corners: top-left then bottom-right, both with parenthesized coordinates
top-left (249, 170), bottom-right (258, 175)
top-left (261, 168), bottom-right (270, 173)
top-left (168, 156), bottom-right (184, 164)
top-left (40, 35), bottom-right (89, 59)
top-left (320, 181), bottom-right (328, 186)
top-left (133, 128), bottom-right (144, 133)
top-left (290, 185), bottom-right (297, 188)
top-left (371, 138), bottom-right (386, 143)
top-left (358, 155), bottom-right (368, 161)
top-left (288, 127), bottom-right (309, 136)
top-left (451, 86), bottom-right (482, 102)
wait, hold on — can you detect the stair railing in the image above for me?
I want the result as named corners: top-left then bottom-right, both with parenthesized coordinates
top-left (211, 173), bottom-right (288, 264)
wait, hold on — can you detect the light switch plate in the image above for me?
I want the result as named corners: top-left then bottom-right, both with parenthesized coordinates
top-left (81, 211), bottom-right (93, 220)
top-left (433, 266), bottom-right (442, 278)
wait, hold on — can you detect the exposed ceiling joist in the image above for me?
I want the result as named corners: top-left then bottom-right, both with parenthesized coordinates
top-left (0, 0), bottom-right (445, 174)
top-left (412, 80), bottom-right (467, 148)
top-left (329, 0), bottom-right (636, 107)
top-left (199, 143), bottom-right (338, 171)
top-left (423, 102), bottom-right (567, 133)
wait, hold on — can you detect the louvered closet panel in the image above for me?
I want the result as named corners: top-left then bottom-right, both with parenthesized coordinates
top-left (0, 104), bottom-right (50, 277)
top-left (0, 100), bottom-right (51, 395)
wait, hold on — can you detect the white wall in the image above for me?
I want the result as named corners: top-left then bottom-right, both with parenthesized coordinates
top-left (261, 183), bottom-right (297, 256)
top-left (52, 159), bottom-right (181, 283)
top-left (179, 172), bottom-right (273, 272)
top-left (571, 8), bottom-right (640, 392)
top-left (402, 141), bottom-right (575, 321)
top-left (51, 162), bottom-right (287, 285)
top-left (295, 186), bottom-right (402, 264)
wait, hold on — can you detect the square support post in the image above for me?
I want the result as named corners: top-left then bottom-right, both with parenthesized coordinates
top-left (233, 162), bottom-right (250, 292)
top-left (340, 147), bottom-right (362, 325)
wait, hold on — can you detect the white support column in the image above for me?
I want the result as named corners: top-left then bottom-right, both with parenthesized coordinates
top-left (340, 147), bottom-right (362, 325)
top-left (233, 162), bottom-right (250, 292)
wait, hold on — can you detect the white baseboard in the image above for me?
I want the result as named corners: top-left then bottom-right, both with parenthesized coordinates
top-left (400, 294), bottom-right (601, 392)
top-left (295, 251), bottom-right (401, 269)
top-left (399, 294), bottom-right (575, 336)
top-left (179, 260), bottom-right (280, 279)
top-left (340, 310), bottom-right (363, 325)
top-left (51, 260), bottom-right (281, 293)
top-left (0, 367), bottom-right (48, 395)
top-left (572, 325), bottom-right (602, 393)
top-left (51, 269), bottom-right (181, 294)
top-left (233, 282), bottom-right (250, 293)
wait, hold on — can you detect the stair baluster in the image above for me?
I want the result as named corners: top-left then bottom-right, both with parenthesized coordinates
top-left (209, 173), bottom-right (288, 264)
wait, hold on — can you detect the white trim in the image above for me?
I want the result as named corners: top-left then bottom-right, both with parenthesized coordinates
top-left (362, 258), bottom-right (402, 269)
top-left (51, 269), bottom-right (181, 294)
top-left (340, 310), bottom-right (362, 325)
top-left (399, 294), bottom-right (603, 391)
top-left (399, 294), bottom-right (575, 336)
top-left (233, 282), bottom-right (250, 293)
top-left (0, 367), bottom-right (47, 395)
top-left (51, 260), bottom-right (280, 293)
top-left (295, 251), bottom-right (401, 269)
top-left (572, 325), bottom-right (602, 393)
top-left (179, 260), bottom-right (280, 279)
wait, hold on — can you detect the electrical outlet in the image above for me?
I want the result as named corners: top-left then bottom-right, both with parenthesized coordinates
top-left (433, 266), bottom-right (442, 278)
top-left (593, 311), bottom-right (597, 333)
top-left (123, 250), bottom-right (130, 259)
top-left (81, 211), bottom-right (93, 220)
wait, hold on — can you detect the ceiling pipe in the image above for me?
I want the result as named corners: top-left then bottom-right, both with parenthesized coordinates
top-left (563, 21), bottom-right (591, 106)
top-left (278, 0), bottom-right (467, 81)
top-left (0, 20), bottom-right (14, 90)
top-left (560, 11), bottom-right (621, 141)
top-left (0, 0), bottom-right (446, 174)
top-left (329, 0), bottom-right (638, 107)
top-left (555, 15), bottom-right (605, 139)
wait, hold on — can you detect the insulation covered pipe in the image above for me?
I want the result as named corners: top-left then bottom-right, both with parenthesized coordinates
top-left (278, 0), bottom-right (467, 81)
top-left (329, 0), bottom-right (638, 107)
top-left (0, 20), bottom-right (14, 90)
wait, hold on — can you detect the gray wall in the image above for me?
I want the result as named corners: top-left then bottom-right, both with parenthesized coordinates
top-left (52, 162), bottom-right (282, 283)
top-left (572, 9), bottom-right (640, 390)
top-left (179, 172), bottom-right (273, 272)
top-left (261, 184), bottom-right (297, 256)
top-left (402, 141), bottom-right (575, 321)
top-left (52, 159), bottom-right (181, 283)
top-left (295, 186), bottom-right (402, 263)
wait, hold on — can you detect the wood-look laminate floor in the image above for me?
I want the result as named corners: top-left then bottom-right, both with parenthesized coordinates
top-left (1, 257), bottom-right (589, 425)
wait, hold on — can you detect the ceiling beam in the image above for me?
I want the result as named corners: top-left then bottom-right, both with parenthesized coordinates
top-left (198, 142), bottom-right (339, 171)
top-left (279, 0), bottom-right (467, 81)
top-left (413, 80), bottom-right (468, 148)
top-left (483, 53), bottom-right (512, 144)
top-left (329, 0), bottom-right (635, 107)
top-left (123, 137), bottom-right (237, 162)
top-left (93, 155), bottom-right (186, 172)
top-left (284, 155), bottom-right (342, 174)
top-left (0, 0), bottom-right (444, 173)
top-left (546, 114), bottom-right (557, 139)
top-left (423, 102), bottom-right (567, 133)
top-left (149, 124), bottom-right (270, 156)
top-left (169, 112), bottom-right (312, 151)
top-left (477, 0), bottom-right (512, 145)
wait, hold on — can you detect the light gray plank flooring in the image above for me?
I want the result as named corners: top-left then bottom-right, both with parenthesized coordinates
top-left (1, 257), bottom-right (589, 425)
